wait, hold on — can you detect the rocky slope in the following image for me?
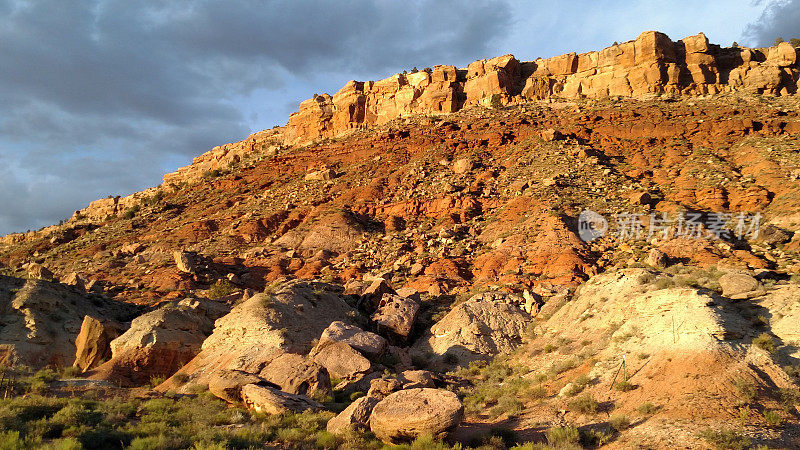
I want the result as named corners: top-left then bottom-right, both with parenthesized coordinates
top-left (0, 30), bottom-right (799, 448)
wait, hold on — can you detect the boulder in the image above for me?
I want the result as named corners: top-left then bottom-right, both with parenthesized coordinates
top-left (361, 279), bottom-right (396, 312)
top-left (367, 377), bottom-right (403, 399)
top-left (208, 370), bottom-right (267, 403)
top-left (647, 248), bottom-right (669, 268)
top-left (452, 158), bottom-right (475, 174)
top-left (756, 225), bottom-right (793, 246)
top-left (398, 370), bottom-right (436, 389)
top-left (173, 250), bottom-right (197, 274)
top-left (318, 321), bottom-right (387, 359)
top-left (310, 341), bottom-right (371, 380)
top-left (260, 353), bottom-right (331, 399)
top-left (241, 384), bottom-right (324, 415)
top-left (73, 316), bottom-right (124, 372)
top-left (371, 294), bottom-right (420, 342)
top-left (296, 211), bottom-right (366, 255)
top-left (369, 388), bottom-right (464, 443)
top-left (61, 272), bottom-right (87, 291)
top-left (719, 272), bottom-right (763, 299)
top-left (326, 395), bottom-right (381, 434)
top-left (416, 295), bottom-right (528, 365)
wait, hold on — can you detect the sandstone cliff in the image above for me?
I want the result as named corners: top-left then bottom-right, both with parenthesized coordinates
top-left (283, 31), bottom-right (799, 143)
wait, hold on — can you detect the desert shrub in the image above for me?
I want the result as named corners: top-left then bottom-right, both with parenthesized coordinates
top-left (699, 428), bottom-right (751, 450)
top-left (490, 396), bottom-right (523, 419)
top-left (172, 373), bottom-right (190, 386)
top-left (59, 367), bottom-right (81, 379)
top-left (549, 358), bottom-right (579, 376)
top-left (764, 410), bottom-right (782, 427)
top-left (609, 414), bottom-right (630, 431)
top-left (580, 428), bottom-right (612, 447)
top-left (568, 394), bottom-right (599, 414)
top-left (614, 380), bottom-right (637, 392)
top-left (637, 402), bottom-right (659, 415)
top-left (524, 385), bottom-right (548, 400)
top-left (779, 388), bottom-right (799, 411)
top-left (207, 280), bottom-right (236, 300)
top-left (732, 378), bottom-right (756, 403)
top-left (753, 333), bottom-right (776, 354)
top-left (545, 426), bottom-right (580, 447)
top-left (149, 376), bottom-right (166, 388)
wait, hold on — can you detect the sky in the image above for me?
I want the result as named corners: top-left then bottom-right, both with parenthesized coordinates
top-left (0, 0), bottom-right (797, 235)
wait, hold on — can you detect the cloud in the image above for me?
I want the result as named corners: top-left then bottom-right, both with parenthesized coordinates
top-left (0, 0), bottom-right (512, 235)
top-left (744, 0), bottom-right (800, 46)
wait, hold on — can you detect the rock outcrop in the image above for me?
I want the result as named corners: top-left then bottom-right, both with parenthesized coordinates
top-left (0, 275), bottom-right (137, 368)
top-left (164, 281), bottom-right (355, 391)
top-left (88, 298), bottom-right (229, 385)
top-left (282, 32), bottom-right (799, 145)
top-left (415, 294), bottom-right (529, 365)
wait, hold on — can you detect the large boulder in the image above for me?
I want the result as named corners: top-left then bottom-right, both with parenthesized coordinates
top-left (241, 384), bottom-right (324, 415)
top-left (719, 272), bottom-right (763, 299)
top-left (163, 281), bottom-right (355, 392)
top-left (415, 295), bottom-right (528, 365)
top-left (310, 341), bottom-right (371, 380)
top-left (318, 321), bottom-right (387, 359)
top-left (260, 353), bottom-right (331, 399)
top-left (0, 275), bottom-right (137, 368)
top-left (73, 316), bottom-right (125, 372)
top-left (207, 370), bottom-right (266, 404)
top-left (369, 388), bottom-right (464, 443)
top-left (371, 294), bottom-right (420, 342)
top-left (89, 298), bottom-right (229, 385)
top-left (326, 395), bottom-right (381, 434)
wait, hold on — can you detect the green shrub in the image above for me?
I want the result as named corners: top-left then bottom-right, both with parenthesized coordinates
top-left (208, 280), bottom-right (237, 300)
top-left (172, 373), bottom-right (190, 386)
top-left (614, 380), bottom-right (637, 392)
top-left (0, 431), bottom-right (26, 449)
top-left (764, 410), bottom-right (782, 427)
top-left (549, 358), bottom-right (578, 376)
top-left (545, 426), bottom-right (580, 447)
top-left (753, 333), bottom-right (776, 354)
top-left (637, 402), bottom-right (659, 415)
top-left (732, 378), bottom-right (756, 403)
top-left (568, 394), bottom-right (599, 414)
top-left (699, 428), bottom-right (751, 450)
top-left (609, 414), bottom-right (630, 431)
top-left (525, 385), bottom-right (548, 400)
top-left (149, 376), bottom-right (166, 388)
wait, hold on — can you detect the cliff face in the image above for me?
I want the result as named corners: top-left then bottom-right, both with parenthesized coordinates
top-left (284, 31), bottom-right (799, 143)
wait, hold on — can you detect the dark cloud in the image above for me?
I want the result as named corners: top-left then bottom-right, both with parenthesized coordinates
top-left (0, 0), bottom-right (512, 235)
top-left (744, 0), bottom-right (800, 46)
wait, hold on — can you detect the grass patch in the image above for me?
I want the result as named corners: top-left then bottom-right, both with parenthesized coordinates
top-left (568, 394), bottom-right (599, 415)
top-left (613, 380), bottom-right (637, 392)
top-left (699, 428), bottom-right (751, 450)
top-left (609, 414), bottom-right (630, 431)
top-left (636, 402), bottom-right (659, 415)
top-left (207, 280), bottom-right (237, 300)
top-left (753, 333), bottom-right (776, 354)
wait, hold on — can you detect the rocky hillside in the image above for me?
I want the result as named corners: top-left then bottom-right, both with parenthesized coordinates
top-left (0, 30), bottom-right (799, 448)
